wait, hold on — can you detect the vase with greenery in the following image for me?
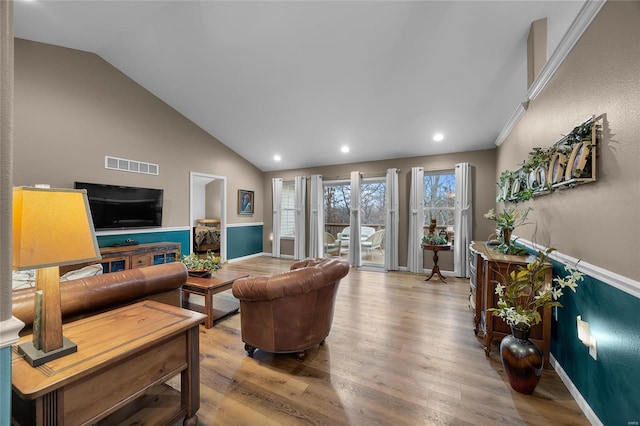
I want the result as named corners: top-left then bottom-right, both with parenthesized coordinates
top-left (489, 247), bottom-right (584, 394)
top-left (484, 206), bottom-right (532, 255)
top-left (422, 234), bottom-right (447, 246)
top-left (181, 250), bottom-right (222, 277)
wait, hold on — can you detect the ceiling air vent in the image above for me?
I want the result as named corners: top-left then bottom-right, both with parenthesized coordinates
top-left (105, 156), bottom-right (159, 176)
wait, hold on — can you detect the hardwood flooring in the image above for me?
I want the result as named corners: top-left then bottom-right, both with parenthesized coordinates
top-left (190, 256), bottom-right (589, 425)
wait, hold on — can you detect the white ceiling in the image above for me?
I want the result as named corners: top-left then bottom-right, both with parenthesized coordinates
top-left (14, 0), bottom-right (587, 172)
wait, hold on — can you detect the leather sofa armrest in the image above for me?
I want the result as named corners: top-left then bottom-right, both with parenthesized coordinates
top-left (232, 267), bottom-right (324, 302)
top-left (232, 258), bottom-right (349, 302)
top-left (290, 257), bottom-right (327, 271)
top-left (13, 262), bottom-right (187, 327)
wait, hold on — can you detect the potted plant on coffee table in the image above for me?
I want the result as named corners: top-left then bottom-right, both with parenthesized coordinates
top-left (181, 250), bottom-right (222, 278)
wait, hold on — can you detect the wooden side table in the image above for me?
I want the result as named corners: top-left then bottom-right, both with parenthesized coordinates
top-left (182, 270), bottom-right (250, 328)
top-left (12, 301), bottom-right (206, 426)
top-left (422, 244), bottom-right (451, 282)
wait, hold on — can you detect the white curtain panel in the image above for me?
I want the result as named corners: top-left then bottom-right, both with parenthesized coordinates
top-left (384, 168), bottom-right (399, 271)
top-left (309, 174), bottom-right (324, 258)
top-left (348, 171), bottom-right (362, 267)
top-left (454, 162), bottom-right (473, 277)
top-left (271, 178), bottom-right (283, 258)
top-left (294, 176), bottom-right (307, 260)
top-left (407, 167), bottom-right (425, 273)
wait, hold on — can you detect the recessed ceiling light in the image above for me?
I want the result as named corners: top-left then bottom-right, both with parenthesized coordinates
top-left (341, 146), bottom-right (350, 153)
top-left (273, 154), bottom-right (281, 161)
top-left (433, 133), bottom-right (444, 142)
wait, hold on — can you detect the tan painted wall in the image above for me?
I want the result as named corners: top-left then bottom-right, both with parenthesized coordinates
top-left (263, 149), bottom-right (497, 268)
top-left (13, 39), bottom-right (263, 227)
top-left (497, 0), bottom-right (640, 281)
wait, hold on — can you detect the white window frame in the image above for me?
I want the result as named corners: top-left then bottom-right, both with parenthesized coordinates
top-left (423, 170), bottom-right (456, 231)
top-left (280, 181), bottom-right (296, 238)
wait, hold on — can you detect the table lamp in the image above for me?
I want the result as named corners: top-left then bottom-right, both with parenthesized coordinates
top-left (13, 186), bottom-right (101, 366)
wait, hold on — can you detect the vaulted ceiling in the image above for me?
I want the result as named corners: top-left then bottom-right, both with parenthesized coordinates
top-left (14, 1), bottom-right (587, 171)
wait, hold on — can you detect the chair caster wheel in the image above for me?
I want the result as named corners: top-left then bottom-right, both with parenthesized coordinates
top-left (245, 344), bottom-right (256, 357)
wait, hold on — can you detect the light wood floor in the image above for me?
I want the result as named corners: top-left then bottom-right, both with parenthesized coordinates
top-left (191, 256), bottom-right (589, 425)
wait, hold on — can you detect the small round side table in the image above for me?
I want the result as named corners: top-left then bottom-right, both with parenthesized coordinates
top-left (422, 244), bottom-right (451, 282)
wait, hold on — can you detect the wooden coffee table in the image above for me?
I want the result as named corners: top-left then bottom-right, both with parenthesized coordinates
top-left (181, 270), bottom-right (249, 328)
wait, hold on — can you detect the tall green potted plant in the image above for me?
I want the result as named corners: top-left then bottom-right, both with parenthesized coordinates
top-left (489, 248), bottom-right (584, 394)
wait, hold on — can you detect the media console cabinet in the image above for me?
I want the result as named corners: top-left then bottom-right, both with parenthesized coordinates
top-left (62, 242), bottom-right (182, 275)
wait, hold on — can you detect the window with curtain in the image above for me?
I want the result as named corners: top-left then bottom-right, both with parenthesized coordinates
top-left (281, 181), bottom-right (295, 237)
top-left (424, 171), bottom-right (456, 231)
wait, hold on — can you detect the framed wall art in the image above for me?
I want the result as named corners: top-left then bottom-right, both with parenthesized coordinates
top-left (238, 189), bottom-right (254, 215)
top-left (496, 115), bottom-right (600, 203)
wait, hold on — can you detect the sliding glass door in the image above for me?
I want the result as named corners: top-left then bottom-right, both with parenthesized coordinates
top-left (323, 178), bottom-right (386, 266)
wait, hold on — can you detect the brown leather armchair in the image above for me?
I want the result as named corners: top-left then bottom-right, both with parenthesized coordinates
top-left (231, 257), bottom-right (349, 360)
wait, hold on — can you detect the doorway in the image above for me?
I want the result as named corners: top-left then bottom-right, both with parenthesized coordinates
top-left (323, 178), bottom-right (386, 268)
top-left (190, 171), bottom-right (227, 261)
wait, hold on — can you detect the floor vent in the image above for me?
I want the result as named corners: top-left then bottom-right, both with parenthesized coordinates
top-left (105, 156), bottom-right (159, 176)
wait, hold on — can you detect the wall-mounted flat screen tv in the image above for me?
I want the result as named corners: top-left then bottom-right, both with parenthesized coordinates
top-left (74, 182), bottom-right (163, 230)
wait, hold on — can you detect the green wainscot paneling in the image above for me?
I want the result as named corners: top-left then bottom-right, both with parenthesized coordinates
top-left (227, 225), bottom-right (263, 260)
top-left (550, 259), bottom-right (640, 426)
top-left (96, 229), bottom-right (191, 256)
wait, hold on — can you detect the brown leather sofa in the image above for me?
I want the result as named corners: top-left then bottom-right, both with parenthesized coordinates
top-left (13, 262), bottom-right (187, 334)
top-left (231, 257), bottom-right (349, 360)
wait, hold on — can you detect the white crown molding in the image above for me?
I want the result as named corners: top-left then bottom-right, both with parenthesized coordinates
top-left (551, 354), bottom-right (603, 426)
top-left (495, 0), bottom-right (607, 147)
top-left (514, 237), bottom-right (640, 300)
top-left (0, 317), bottom-right (26, 349)
top-left (495, 103), bottom-right (527, 147)
top-left (527, 0), bottom-right (607, 102)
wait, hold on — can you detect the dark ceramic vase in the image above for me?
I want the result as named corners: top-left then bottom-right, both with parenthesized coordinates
top-left (500, 325), bottom-right (543, 394)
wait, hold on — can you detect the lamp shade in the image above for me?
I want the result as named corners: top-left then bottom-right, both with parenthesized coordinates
top-left (13, 186), bottom-right (101, 270)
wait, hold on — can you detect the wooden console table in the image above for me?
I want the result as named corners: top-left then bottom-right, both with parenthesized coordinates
top-left (469, 241), bottom-right (552, 368)
top-left (182, 270), bottom-right (249, 328)
top-left (12, 301), bottom-right (206, 426)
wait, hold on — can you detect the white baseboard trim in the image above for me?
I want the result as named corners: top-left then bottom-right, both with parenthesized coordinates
top-left (226, 252), bottom-right (268, 263)
top-left (515, 237), bottom-right (640, 300)
top-left (95, 226), bottom-right (190, 236)
top-left (0, 317), bottom-right (26, 350)
top-left (550, 354), bottom-right (602, 426)
top-left (227, 222), bottom-right (264, 228)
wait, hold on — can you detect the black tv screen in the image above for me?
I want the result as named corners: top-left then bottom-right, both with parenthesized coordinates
top-left (74, 182), bottom-right (163, 230)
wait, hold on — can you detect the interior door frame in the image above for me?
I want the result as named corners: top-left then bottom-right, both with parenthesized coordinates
top-left (189, 171), bottom-right (227, 261)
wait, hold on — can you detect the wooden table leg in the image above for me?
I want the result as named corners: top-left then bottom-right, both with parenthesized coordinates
top-left (204, 289), bottom-right (213, 329)
top-left (182, 326), bottom-right (200, 426)
top-left (425, 250), bottom-right (447, 282)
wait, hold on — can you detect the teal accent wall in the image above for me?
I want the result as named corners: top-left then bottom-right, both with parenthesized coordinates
top-left (1, 347), bottom-right (10, 426)
top-left (550, 259), bottom-right (640, 425)
top-left (96, 229), bottom-right (190, 256)
top-left (227, 225), bottom-right (263, 260)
